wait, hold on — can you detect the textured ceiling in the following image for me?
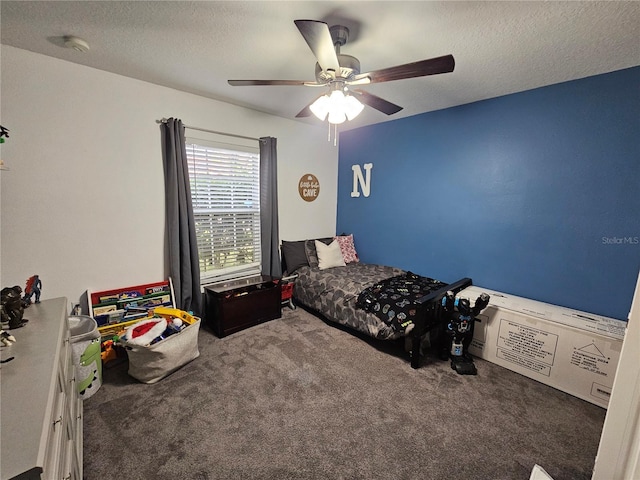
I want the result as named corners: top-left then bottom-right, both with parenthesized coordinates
top-left (1, 1), bottom-right (639, 130)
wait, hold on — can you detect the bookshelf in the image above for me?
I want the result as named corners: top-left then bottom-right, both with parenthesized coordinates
top-left (88, 279), bottom-right (175, 337)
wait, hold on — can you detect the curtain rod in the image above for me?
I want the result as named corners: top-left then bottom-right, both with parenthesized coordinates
top-left (157, 118), bottom-right (260, 142)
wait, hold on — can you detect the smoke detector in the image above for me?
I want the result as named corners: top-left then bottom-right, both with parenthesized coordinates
top-left (63, 36), bottom-right (90, 53)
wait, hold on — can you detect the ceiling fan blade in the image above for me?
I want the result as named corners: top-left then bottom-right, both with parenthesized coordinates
top-left (352, 89), bottom-right (403, 115)
top-left (295, 105), bottom-right (313, 118)
top-left (294, 20), bottom-right (341, 74)
top-left (228, 79), bottom-right (316, 86)
top-left (346, 77), bottom-right (371, 86)
top-left (354, 54), bottom-right (455, 84)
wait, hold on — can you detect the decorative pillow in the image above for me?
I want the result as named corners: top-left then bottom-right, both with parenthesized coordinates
top-left (305, 237), bottom-right (333, 268)
top-left (315, 240), bottom-right (346, 270)
top-left (281, 240), bottom-right (309, 273)
top-left (334, 234), bottom-right (359, 264)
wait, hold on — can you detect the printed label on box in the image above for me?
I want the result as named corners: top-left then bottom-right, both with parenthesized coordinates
top-left (570, 344), bottom-right (611, 377)
top-left (496, 348), bottom-right (552, 376)
top-left (590, 382), bottom-right (612, 401)
top-left (497, 318), bottom-right (559, 366)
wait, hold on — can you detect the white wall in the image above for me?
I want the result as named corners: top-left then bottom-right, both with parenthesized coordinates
top-left (0, 46), bottom-right (338, 309)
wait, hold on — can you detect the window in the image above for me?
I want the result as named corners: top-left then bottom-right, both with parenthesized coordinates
top-left (185, 138), bottom-right (261, 283)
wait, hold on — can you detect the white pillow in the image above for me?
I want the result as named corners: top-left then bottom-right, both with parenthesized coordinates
top-left (315, 239), bottom-right (346, 270)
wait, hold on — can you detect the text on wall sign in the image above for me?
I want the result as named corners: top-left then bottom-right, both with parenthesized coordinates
top-left (299, 174), bottom-right (320, 202)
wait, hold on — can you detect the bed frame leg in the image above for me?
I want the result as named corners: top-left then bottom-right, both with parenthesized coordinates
top-left (410, 277), bottom-right (473, 370)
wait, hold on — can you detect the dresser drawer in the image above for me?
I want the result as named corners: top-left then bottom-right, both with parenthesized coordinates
top-left (75, 399), bottom-right (83, 478)
top-left (44, 372), bottom-right (66, 479)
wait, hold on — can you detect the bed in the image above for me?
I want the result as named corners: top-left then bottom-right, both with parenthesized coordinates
top-left (281, 236), bottom-right (473, 368)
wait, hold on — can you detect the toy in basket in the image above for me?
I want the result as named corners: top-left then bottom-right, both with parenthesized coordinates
top-left (120, 307), bottom-right (200, 384)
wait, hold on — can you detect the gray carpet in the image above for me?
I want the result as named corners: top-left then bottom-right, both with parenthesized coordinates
top-left (83, 307), bottom-right (605, 480)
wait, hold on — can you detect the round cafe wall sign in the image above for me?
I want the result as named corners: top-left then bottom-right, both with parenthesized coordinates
top-left (298, 174), bottom-right (320, 202)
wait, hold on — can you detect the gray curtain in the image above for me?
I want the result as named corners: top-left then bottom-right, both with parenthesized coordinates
top-left (160, 118), bottom-right (202, 316)
top-left (259, 137), bottom-right (282, 278)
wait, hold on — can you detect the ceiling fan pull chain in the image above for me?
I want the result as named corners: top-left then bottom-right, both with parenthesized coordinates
top-left (334, 123), bottom-right (338, 147)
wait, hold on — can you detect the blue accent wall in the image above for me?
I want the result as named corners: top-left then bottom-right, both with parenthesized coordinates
top-left (338, 67), bottom-right (640, 320)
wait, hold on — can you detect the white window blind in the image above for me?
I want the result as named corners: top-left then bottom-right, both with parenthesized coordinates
top-left (185, 139), bottom-right (261, 282)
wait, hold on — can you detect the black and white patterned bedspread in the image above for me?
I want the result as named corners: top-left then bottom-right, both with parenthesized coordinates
top-left (356, 272), bottom-right (447, 333)
top-left (294, 263), bottom-right (408, 340)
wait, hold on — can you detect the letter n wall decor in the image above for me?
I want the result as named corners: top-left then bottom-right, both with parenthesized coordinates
top-left (351, 163), bottom-right (373, 198)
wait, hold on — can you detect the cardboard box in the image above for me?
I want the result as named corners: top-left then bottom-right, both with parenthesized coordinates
top-left (458, 285), bottom-right (626, 408)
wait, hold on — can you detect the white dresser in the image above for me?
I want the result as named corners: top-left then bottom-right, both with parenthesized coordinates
top-left (1, 297), bottom-right (83, 480)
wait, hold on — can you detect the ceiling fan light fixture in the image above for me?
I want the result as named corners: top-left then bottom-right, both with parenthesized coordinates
top-left (344, 94), bottom-right (365, 121)
top-left (327, 110), bottom-right (346, 125)
top-left (309, 94), bottom-right (330, 121)
top-left (310, 89), bottom-right (364, 125)
top-left (327, 90), bottom-right (347, 124)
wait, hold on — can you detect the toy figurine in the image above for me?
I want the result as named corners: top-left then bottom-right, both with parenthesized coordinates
top-left (439, 290), bottom-right (490, 375)
top-left (0, 125), bottom-right (8, 144)
top-left (1, 330), bottom-right (16, 346)
top-left (23, 275), bottom-right (42, 305)
top-left (1, 286), bottom-right (28, 329)
top-left (100, 339), bottom-right (118, 363)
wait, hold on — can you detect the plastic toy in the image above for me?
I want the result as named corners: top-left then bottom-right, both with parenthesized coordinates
top-left (440, 290), bottom-right (490, 375)
top-left (121, 318), bottom-right (168, 346)
top-left (1, 330), bottom-right (16, 346)
top-left (0, 125), bottom-right (8, 144)
top-left (100, 339), bottom-right (118, 363)
top-left (118, 307), bottom-right (194, 347)
top-left (1, 286), bottom-right (28, 329)
top-left (148, 306), bottom-right (197, 325)
top-left (23, 275), bottom-right (42, 305)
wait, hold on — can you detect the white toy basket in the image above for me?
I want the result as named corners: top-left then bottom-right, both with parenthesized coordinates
top-left (126, 318), bottom-right (200, 384)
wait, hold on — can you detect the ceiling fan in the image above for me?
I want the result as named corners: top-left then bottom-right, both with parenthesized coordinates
top-left (228, 20), bottom-right (455, 124)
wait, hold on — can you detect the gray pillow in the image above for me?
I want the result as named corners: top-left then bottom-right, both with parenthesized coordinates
top-left (305, 237), bottom-right (334, 268)
top-left (281, 240), bottom-right (309, 273)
